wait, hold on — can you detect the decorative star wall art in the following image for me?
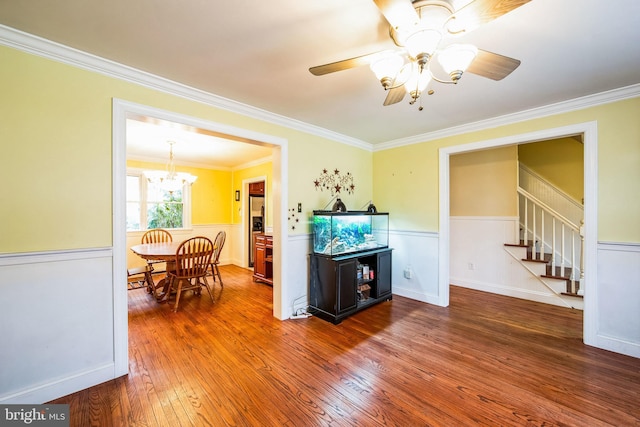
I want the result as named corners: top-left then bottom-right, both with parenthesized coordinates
top-left (288, 208), bottom-right (300, 231)
top-left (313, 168), bottom-right (355, 195)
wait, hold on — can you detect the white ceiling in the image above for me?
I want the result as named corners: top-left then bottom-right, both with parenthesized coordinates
top-left (125, 117), bottom-right (273, 170)
top-left (2, 0), bottom-right (640, 166)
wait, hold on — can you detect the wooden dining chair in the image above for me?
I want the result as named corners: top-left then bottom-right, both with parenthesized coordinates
top-left (209, 231), bottom-right (227, 288)
top-left (141, 228), bottom-right (173, 272)
top-left (127, 265), bottom-right (154, 293)
top-left (166, 236), bottom-right (214, 312)
top-left (141, 228), bottom-right (173, 244)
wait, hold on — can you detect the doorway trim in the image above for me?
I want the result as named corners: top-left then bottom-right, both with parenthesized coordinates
top-left (112, 99), bottom-right (288, 376)
top-left (438, 121), bottom-right (598, 345)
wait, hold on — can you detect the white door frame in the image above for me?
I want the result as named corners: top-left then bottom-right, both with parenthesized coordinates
top-left (112, 99), bottom-right (289, 376)
top-left (438, 121), bottom-right (598, 345)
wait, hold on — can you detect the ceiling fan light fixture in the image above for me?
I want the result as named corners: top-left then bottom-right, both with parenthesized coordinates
top-left (404, 28), bottom-right (442, 59)
top-left (405, 63), bottom-right (432, 96)
top-left (415, 1), bottom-right (454, 30)
top-left (370, 52), bottom-right (405, 89)
top-left (437, 43), bottom-right (478, 81)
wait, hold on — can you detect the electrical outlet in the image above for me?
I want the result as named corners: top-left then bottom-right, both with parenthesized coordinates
top-left (468, 262), bottom-right (475, 270)
top-left (404, 267), bottom-right (412, 279)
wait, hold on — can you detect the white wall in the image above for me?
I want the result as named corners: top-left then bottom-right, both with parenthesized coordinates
top-left (0, 249), bottom-right (116, 403)
top-left (389, 230), bottom-right (440, 305)
top-left (592, 242), bottom-right (640, 357)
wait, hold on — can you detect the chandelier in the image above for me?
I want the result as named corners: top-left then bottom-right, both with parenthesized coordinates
top-left (144, 141), bottom-right (197, 193)
top-left (368, 1), bottom-right (479, 110)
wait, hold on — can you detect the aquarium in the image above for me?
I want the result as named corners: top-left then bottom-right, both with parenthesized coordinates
top-left (312, 211), bottom-right (389, 257)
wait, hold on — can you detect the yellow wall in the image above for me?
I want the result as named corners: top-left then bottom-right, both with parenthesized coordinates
top-left (127, 160), bottom-right (233, 224)
top-left (0, 45), bottom-right (373, 253)
top-left (288, 137), bottom-right (373, 233)
top-left (450, 146), bottom-right (518, 217)
top-left (2, 43), bottom-right (639, 251)
top-left (518, 137), bottom-right (584, 202)
top-left (373, 97), bottom-right (640, 243)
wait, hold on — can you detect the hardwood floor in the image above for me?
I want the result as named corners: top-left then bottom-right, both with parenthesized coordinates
top-left (50, 265), bottom-right (640, 426)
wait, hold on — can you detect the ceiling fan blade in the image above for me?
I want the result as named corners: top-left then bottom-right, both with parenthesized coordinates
top-left (466, 49), bottom-right (521, 81)
top-left (453, 0), bottom-right (531, 33)
top-left (383, 85), bottom-right (406, 106)
top-left (309, 52), bottom-right (384, 76)
top-left (373, 0), bottom-right (420, 30)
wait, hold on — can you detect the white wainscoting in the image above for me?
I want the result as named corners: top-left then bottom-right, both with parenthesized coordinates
top-left (0, 248), bottom-right (115, 404)
top-left (593, 242), bottom-right (640, 358)
top-left (389, 230), bottom-right (441, 305)
top-left (449, 216), bottom-right (581, 308)
top-left (284, 234), bottom-right (313, 318)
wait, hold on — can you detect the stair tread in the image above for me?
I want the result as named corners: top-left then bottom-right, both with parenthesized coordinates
top-left (561, 292), bottom-right (584, 298)
top-left (522, 258), bottom-right (549, 263)
top-left (504, 243), bottom-right (528, 248)
top-left (541, 274), bottom-right (576, 281)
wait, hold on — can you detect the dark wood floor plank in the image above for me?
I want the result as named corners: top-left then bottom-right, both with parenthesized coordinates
top-left (49, 266), bottom-right (640, 426)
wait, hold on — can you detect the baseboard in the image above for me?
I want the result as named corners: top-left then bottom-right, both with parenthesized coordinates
top-left (392, 287), bottom-right (441, 306)
top-left (0, 363), bottom-right (115, 404)
top-left (589, 333), bottom-right (640, 359)
top-left (450, 278), bottom-right (581, 309)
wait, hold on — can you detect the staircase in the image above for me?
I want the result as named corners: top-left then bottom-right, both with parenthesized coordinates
top-left (504, 240), bottom-right (582, 298)
top-left (505, 166), bottom-right (584, 306)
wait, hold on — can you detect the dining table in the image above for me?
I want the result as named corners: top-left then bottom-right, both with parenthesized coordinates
top-left (130, 241), bottom-right (182, 302)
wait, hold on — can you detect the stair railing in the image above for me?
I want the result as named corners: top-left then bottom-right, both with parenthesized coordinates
top-left (518, 188), bottom-right (584, 294)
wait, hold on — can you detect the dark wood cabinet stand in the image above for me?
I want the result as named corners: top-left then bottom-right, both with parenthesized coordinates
top-left (309, 248), bottom-right (392, 324)
top-left (253, 233), bottom-right (273, 285)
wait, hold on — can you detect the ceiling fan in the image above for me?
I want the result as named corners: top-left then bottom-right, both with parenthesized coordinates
top-left (309, 0), bottom-right (530, 110)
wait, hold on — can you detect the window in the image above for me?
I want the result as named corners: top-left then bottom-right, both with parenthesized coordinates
top-left (126, 170), bottom-right (192, 231)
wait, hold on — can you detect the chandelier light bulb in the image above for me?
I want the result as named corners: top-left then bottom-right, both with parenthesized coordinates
top-left (144, 141), bottom-right (197, 194)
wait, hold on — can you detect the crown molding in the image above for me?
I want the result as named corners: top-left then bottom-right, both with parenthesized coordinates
top-left (3, 24), bottom-right (639, 154)
top-left (0, 25), bottom-right (372, 152)
top-left (374, 83), bottom-right (640, 151)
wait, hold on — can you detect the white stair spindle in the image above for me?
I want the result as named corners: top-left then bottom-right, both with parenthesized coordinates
top-left (532, 203), bottom-right (537, 259)
top-left (560, 223), bottom-right (566, 278)
top-left (570, 229), bottom-right (576, 293)
top-left (551, 218), bottom-right (556, 271)
top-left (523, 197), bottom-right (528, 245)
top-left (540, 211), bottom-right (545, 261)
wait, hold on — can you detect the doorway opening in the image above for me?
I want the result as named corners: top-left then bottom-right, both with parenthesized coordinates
top-left (113, 98), bottom-right (289, 377)
top-left (247, 179), bottom-right (266, 268)
top-left (439, 121), bottom-right (598, 347)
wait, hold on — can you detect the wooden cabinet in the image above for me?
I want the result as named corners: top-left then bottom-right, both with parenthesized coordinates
top-left (309, 248), bottom-right (392, 324)
top-left (249, 181), bottom-right (265, 195)
top-left (253, 233), bottom-right (273, 285)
